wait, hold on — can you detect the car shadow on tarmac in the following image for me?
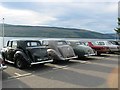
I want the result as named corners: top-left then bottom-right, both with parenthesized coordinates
top-left (37, 66), bottom-right (106, 88)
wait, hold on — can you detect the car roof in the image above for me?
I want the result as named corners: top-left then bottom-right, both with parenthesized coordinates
top-left (9, 39), bottom-right (40, 42)
top-left (40, 38), bottom-right (64, 41)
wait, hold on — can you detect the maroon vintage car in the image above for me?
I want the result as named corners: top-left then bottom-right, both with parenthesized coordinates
top-left (86, 42), bottom-right (110, 55)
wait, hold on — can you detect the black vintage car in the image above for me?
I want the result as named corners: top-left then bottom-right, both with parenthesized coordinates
top-left (1, 39), bottom-right (53, 69)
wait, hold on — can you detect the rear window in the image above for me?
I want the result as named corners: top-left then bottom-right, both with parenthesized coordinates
top-left (57, 41), bottom-right (67, 45)
top-left (27, 41), bottom-right (41, 47)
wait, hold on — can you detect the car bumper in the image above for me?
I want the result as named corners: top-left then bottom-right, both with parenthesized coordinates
top-left (64, 56), bottom-right (78, 60)
top-left (0, 64), bottom-right (7, 70)
top-left (84, 53), bottom-right (95, 57)
top-left (31, 59), bottom-right (53, 65)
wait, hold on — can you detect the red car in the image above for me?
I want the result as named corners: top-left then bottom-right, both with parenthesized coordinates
top-left (86, 42), bottom-right (109, 55)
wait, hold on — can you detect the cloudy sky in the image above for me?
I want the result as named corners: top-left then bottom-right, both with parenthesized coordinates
top-left (0, 0), bottom-right (118, 33)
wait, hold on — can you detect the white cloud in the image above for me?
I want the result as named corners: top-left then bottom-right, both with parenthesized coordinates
top-left (0, 0), bottom-right (119, 2)
top-left (0, 2), bottom-right (117, 33)
top-left (104, 3), bottom-right (118, 13)
top-left (0, 5), bottom-right (57, 25)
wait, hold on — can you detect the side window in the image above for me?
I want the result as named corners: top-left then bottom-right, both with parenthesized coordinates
top-left (108, 41), bottom-right (113, 45)
top-left (67, 41), bottom-right (71, 45)
top-left (27, 42), bottom-right (31, 47)
top-left (12, 41), bottom-right (17, 48)
top-left (98, 42), bottom-right (105, 45)
top-left (42, 41), bottom-right (49, 46)
top-left (7, 41), bottom-right (12, 47)
top-left (84, 42), bottom-right (88, 46)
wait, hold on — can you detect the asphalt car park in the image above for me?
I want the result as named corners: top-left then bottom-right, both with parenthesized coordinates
top-left (2, 53), bottom-right (119, 88)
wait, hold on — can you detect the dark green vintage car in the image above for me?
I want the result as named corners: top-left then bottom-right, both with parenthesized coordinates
top-left (68, 40), bottom-right (95, 58)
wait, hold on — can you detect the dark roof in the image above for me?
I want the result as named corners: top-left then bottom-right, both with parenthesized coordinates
top-left (9, 39), bottom-right (40, 42)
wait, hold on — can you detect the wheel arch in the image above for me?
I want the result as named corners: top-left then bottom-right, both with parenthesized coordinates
top-left (14, 51), bottom-right (30, 64)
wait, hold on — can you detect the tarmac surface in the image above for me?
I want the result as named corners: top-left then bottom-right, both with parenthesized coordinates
top-left (2, 54), bottom-right (119, 88)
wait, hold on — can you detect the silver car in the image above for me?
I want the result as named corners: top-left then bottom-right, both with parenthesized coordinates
top-left (41, 40), bottom-right (77, 63)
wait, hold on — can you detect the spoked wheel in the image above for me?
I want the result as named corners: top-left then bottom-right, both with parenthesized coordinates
top-left (15, 55), bottom-right (26, 69)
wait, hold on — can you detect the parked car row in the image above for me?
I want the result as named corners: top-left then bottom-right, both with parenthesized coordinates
top-left (94, 41), bottom-right (119, 53)
top-left (0, 39), bottom-right (119, 69)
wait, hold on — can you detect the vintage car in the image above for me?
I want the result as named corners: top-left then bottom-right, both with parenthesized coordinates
top-left (0, 58), bottom-right (7, 70)
top-left (109, 40), bottom-right (120, 45)
top-left (1, 39), bottom-right (53, 69)
top-left (67, 40), bottom-right (95, 58)
top-left (95, 41), bottom-right (119, 53)
top-left (85, 42), bottom-right (110, 55)
top-left (41, 40), bottom-right (77, 63)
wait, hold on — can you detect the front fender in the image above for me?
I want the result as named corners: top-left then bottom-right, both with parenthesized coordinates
top-left (14, 51), bottom-right (31, 64)
top-left (1, 50), bottom-right (7, 60)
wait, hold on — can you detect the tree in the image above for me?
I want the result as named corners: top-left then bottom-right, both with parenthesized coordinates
top-left (114, 18), bottom-right (120, 40)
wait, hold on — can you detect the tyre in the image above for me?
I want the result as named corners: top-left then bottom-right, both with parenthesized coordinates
top-left (52, 59), bottom-right (58, 64)
top-left (94, 50), bottom-right (101, 56)
top-left (15, 55), bottom-right (26, 69)
top-left (48, 54), bottom-right (57, 63)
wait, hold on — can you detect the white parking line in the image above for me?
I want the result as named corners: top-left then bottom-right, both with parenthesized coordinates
top-left (14, 73), bottom-right (22, 76)
top-left (52, 65), bottom-right (68, 69)
top-left (71, 60), bottom-right (90, 64)
top-left (8, 73), bottom-right (32, 79)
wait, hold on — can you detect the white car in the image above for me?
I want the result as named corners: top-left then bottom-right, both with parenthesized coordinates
top-left (0, 58), bottom-right (7, 70)
top-left (95, 41), bottom-right (119, 53)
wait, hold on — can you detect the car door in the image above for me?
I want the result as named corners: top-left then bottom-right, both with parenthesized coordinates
top-left (6, 41), bottom-right (17, 61)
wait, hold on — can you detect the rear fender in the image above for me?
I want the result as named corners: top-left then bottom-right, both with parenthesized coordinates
top-left (47, 49), bottom-right (64, 60)
top-left (14, 51), bottom-right (31, 64)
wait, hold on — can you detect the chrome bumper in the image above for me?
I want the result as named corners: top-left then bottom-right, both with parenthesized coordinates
top-left (84, 53), bottom-right (95, 57)
top-left (64, 56), bottom-right (78, 60)
top-left (0, 64), bottom-right (7, 70)
top-left (31, 59), bottom-right (53, 65)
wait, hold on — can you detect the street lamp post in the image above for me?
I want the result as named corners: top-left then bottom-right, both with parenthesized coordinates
top-left (2, 18), bottom-right (4, 48)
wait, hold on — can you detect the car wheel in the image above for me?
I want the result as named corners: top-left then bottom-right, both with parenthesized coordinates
top-left (15, 55), bottom-right (26, 69)
top-left (52, 59), bottom-right (58, 63)
top-left (94, 50), bottom-right (100, 56)
top-left (48, 54), bottom-right (57, 63)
